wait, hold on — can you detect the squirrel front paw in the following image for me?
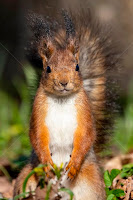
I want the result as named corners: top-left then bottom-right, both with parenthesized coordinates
top-left (66, 160), bottom-right (80, 180)
top-left (43, 157), bottom-right (54, 174)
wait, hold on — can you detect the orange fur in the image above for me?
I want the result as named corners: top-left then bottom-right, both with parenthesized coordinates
top-left (29, 86), bottom-right (53, 167)
top-left (66, 89), bottom-right (96, 179)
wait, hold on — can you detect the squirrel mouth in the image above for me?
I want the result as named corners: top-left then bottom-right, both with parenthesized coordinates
top-left (53, 86), bottom-right (73, 94)
top-left (60, 88), bottom-right (71, 93)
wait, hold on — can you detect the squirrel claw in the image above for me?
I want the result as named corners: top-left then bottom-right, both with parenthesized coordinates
top-left (43, 159), bottom-right (54, 174)
top-left (66, 164), bottom-right (78, 180)
top-left (44, 165), bottom-right (50, 173)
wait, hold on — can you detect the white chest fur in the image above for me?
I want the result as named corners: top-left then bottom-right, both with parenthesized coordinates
top-left (45, 95), bottom-right (77, 167)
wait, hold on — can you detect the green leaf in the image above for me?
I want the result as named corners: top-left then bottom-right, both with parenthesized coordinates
top-left (0, 198), bottom-right (8, 200)
top-left (36, 164), bottom-right (47, 169)
top-left (120, 164), bottom-right (133, 178)
top-left (104, 170), bottom-right (112, 187)
top-left (53, 164), bottom-right (63, 180)
top-left (45, 183), bottom-right (52, 200)
top-left (123, 163), bottom-right (133, 169)
top-left (120, 172), bottom-right (128, 178)
top-left (38, 177), bottom-right (45, 189)
top-left (107, 194), bottom-right (115, 200)
top-left (0, 166), bottom-right (12, 181)
top-left (112, 189), bottom-right (125, 197)
top-left (22, 170), bottom-right (35, 194)
top-left (14, 192), bottom-right (30, 200)
top-left (105, 187), bottom-right (110, 195)
top-left (59, 188), bottom-right (74, 200)
top-left (122, 168), bottom-right (130, 173)
top-left (110, 169), bottom-right (121, 182)
top-left (23, 164), bottom-right (48, 195)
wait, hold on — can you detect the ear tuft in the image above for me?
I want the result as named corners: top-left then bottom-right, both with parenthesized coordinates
top-left (62, 9), bottom-right (75, 38)
top-left (67, 38), bottom-right (79, 62)
top-left (62, 9), bottom-right (79, 61)
top-left (38, 39), bottom-right (55, 65)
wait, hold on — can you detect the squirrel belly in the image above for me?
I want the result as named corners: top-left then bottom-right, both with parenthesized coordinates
top-left (45, 94), bottom-right (77, 167)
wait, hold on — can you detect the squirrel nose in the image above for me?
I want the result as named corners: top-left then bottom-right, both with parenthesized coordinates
top-left (60, 81), bottom-right (68, 87)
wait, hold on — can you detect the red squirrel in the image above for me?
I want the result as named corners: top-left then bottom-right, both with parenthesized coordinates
top-left (14, 10), bottom-right (119, 200)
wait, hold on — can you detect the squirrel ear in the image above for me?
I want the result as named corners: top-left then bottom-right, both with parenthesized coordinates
top-left (67, 38), bottom-right (79, 62)
top-left (38, 39), bottom-right (55, 66)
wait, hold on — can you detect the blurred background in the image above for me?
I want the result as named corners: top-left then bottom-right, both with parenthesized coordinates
top-left (0, 0), bottom-right (133, 198)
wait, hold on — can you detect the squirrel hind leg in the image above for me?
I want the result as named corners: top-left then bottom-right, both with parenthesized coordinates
top-left (13, 163), bottom-right (38, 199)
top-left (71, 162), bottom-right (106, 200)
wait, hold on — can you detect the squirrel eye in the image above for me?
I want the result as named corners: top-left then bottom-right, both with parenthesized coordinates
top-left (46, 66), bottom-right (51, 73)
top-left (75, 64), bottom-right (79, 71)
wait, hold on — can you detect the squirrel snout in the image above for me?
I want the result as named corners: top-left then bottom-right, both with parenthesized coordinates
top-left (59, 81), bottom-right (68, 87)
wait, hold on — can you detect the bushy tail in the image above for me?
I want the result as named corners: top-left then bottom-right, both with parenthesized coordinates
top-left (74, 10), bottom-right (120, 152)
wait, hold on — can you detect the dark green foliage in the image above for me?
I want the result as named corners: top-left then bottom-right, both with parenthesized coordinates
top-left (120, 163), bottom-right (133, 178)
top-left (104, 169), bottom-right (125, 200)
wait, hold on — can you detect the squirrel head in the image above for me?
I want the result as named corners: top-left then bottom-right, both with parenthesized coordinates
top-left (27, 10), bottom-right (83, 96)
top-left (39, 37), bottom-right (82, 97)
